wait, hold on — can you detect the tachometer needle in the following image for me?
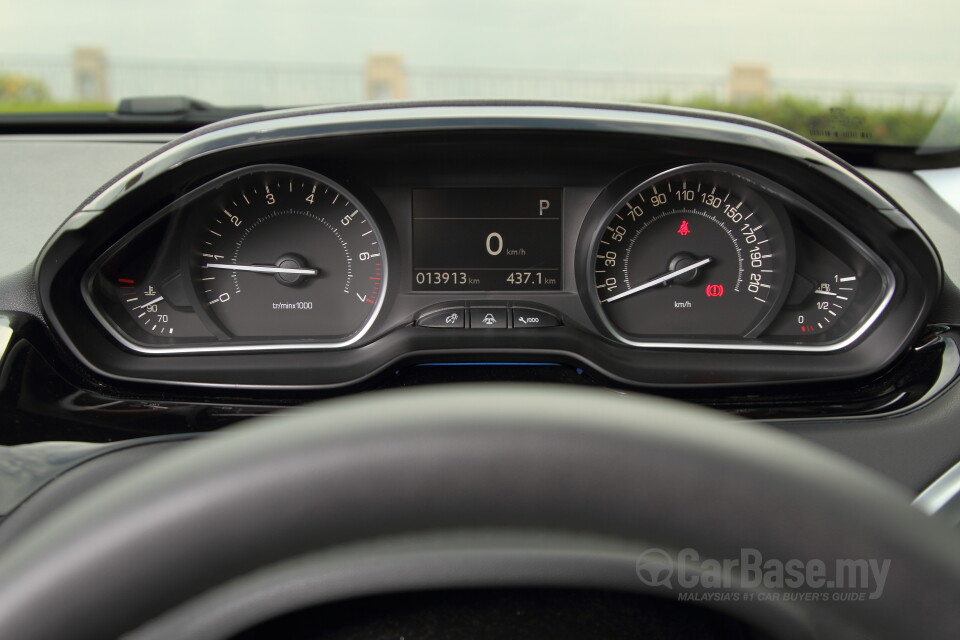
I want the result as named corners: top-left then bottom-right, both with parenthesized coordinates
top-left (204, 263), bottom-right (318, 276)
top-left (603, 257), bottom-right (712, 304)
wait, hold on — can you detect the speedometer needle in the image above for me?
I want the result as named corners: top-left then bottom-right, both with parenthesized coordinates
top-left (204, 263), bottom-right (318, 276)
top-left (603, 257), bottom-right (712, 304)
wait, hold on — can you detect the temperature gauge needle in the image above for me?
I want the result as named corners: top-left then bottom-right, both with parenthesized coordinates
top-left (133, 296), bottom-right (165, 309)
top-left (603, 257), bottom-right (712, 304)
top-left (204, 263), bottom-right (318, 276)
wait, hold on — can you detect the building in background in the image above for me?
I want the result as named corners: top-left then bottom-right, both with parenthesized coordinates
top-left (72, 47), bottom-right (109, 103)
top-left (366, 54), bottom-right (406, 101)
top-left (728, 65), bottom-right (770, 103)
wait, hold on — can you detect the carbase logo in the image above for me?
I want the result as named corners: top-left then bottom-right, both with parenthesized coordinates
top-left (635, 548), bottom-right (890, 600)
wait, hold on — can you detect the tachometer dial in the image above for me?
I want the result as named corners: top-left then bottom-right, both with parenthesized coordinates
top-left (591, 165), bottom-right (794, 343)
top-left (188, 166), bottom-right (386, 344)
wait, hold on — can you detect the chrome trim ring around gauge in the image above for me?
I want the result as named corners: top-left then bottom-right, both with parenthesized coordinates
top-left (80, 165), bottom-right (389, 354)
top-left (584, 163), bottom-right (896, 353)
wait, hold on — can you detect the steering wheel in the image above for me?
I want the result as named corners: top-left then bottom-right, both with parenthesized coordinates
top-left (0, 385), bottom-right (957, 639)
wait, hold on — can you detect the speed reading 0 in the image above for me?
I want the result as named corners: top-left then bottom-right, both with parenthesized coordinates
top-left (591, 165), bottom-right (795, 342)
top-left (486, 232), bottom-right (504, 256)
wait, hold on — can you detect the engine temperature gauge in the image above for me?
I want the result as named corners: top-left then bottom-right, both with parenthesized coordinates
top-left (121, 281), bottom-right (174, 335)
top-left (116, 277), bottom-right (208, 338)
top-left (89, 212), bottom-right (214, 345)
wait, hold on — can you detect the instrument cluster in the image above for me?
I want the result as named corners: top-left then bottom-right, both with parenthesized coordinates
top-left (38, 104), bottom-right (938, 387)
top-left (83, 161), bottom-right (890, 355)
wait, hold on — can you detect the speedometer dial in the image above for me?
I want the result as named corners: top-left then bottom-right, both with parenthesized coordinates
top-left (591, 165), bottom-right (794, 343)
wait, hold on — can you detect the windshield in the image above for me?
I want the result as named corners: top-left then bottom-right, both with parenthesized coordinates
top-left (1, 0), bottom-right (958, 148)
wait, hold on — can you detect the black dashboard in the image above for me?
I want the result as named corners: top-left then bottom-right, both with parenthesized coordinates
top-left (35, 104), bottom-right (939, 391)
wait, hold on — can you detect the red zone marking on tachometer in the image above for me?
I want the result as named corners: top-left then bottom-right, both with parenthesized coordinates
top-left (366, 263), bottom-right (382, 302)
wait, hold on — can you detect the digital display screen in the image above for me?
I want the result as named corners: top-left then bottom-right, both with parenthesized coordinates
top-left (412, 188), bottom-right (562, 291)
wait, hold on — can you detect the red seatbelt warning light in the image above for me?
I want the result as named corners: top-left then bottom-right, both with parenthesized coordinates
top-left (705, 284), bottom-right (724, 297)
top-left (677, 220), bottom-right (691, 236)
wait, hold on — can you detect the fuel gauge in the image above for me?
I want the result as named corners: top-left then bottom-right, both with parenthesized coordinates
top-left (801, 276), bottom-right (858, 334)
top-left (770, 273), bottom-right (858, 336)
top-left (764, 235), bottom-right (860, 338)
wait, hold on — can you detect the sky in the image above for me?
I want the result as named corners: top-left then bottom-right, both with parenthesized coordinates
top-left (1, 0), bottom-right (958, 86)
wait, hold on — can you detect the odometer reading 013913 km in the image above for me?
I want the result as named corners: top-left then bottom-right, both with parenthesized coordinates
top-left (412, 188), bottom-right (562, 291)
top-left (592, 165), bottom-right (794, 342)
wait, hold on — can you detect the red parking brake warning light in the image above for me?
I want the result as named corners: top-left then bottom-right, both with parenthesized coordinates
top-left (705, 284), bottom-right (724, 297)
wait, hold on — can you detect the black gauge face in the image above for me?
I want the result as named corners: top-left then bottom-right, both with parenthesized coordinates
top-left (187, 167), bottom-right (386, 343)
top-left (85, 165), bottom-right (388, 351)
top-left (592, 165), bottom-right (794, 342)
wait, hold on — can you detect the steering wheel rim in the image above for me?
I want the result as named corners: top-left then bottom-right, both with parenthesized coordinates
top-left (0, 384), bottom-right (957, 639)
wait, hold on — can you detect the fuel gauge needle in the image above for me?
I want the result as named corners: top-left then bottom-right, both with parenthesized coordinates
top-left (603, 257), bottom-right (712, 304)
top-left (204, 263), bottom-right (318, 276)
